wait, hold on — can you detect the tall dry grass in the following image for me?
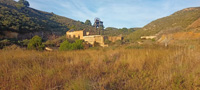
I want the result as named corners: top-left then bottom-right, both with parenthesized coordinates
top-left (0, 46), bottom-right (200, 90)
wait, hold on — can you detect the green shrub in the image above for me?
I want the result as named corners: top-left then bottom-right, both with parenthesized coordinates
top-left (73, 39), bottom-right (84, 49)
top-left (0, 39), bottom-right (11, 48)
top-left (59, 40), bottom-right (84, 51)
top-left (59, 40), bottom-right (72, 51)
top-left (104, 39), bottom-right (111, 44)
top-left (44, 40), bottom-right (55, 47)
top-left (22, 39), bottom-right (29, 46)
top-left (27, 35), bottom-right (45, 50)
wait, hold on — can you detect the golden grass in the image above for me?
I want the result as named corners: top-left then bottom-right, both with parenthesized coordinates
top-left (0, 46), bottom-right (200, 90)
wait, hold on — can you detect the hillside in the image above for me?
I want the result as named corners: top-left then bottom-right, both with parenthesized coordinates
top-left (0, 0), bottom-right (95, 39)
top-left (103, 27), bottom-right (140, 36)
top-left (127, 7), bottom-right (200, 41)
top-left (187, 17), bottom-right (200, 30)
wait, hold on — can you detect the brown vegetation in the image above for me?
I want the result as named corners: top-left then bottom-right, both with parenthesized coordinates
top-left (0, 45), bottom-right (200, 90)
top-left (158, 32), bottom-right (200, 46)
top-left (187, 18), bottom-right (200, 29)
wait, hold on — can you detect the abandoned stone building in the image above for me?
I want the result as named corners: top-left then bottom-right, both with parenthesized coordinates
top-left (66, 18), bottom-right (122, 47)
top-left (66, 29), bottom-right (123, 47)
top-left (66, 29), bottom-right (90, 39)
top-left (83, 35), bottom-right (108, 47)
top-left (108, 36), bottom-right (123, 42)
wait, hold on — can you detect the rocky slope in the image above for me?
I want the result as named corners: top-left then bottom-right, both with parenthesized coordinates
top-left (127, 7), bottom-right (200, 41)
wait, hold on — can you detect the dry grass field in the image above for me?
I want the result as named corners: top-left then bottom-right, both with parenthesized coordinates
top-left (0, 45), bottom-right (200, 90)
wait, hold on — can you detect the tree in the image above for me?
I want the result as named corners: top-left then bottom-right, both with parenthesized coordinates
top-left (18, 0), bottom-right (30, 7)
top-left (59, 40), bottom-right (72, 51)
top-left (59, 40), bottom-right (84, 51)
top-left (72, 40), bottom-right (84, 49)
top-left (27, 35), bottom-right (45, 50)
top-left (84, 20), bottom-right (92, 26)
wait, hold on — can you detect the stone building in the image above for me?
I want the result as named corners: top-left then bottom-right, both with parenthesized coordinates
top-left (108, 36), bottom-right (123, 42)
top-left (66, 29), bottom-right (89, 39)
top-left (66, 29), bottom-right (123, 47)
top-left (83, 35), bottom-right (108, 47)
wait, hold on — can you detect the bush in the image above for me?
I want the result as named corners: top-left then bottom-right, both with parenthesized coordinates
top-left (3, 44), bottom-right (21, 50)
top-left (59, 40), bottom-right (72, 51)
top-left (44, 40), bottom-right (55, 47)
top-left (0, 39), bottom-right (11, 49)
top-left (104, 39), bottom-right (111, 44)
top-left (72, 39), bottom-right (84, 49)
top-left (59, 40), bottom-right (83, 51)
top-left (27, 35), bottom-right (45, 50)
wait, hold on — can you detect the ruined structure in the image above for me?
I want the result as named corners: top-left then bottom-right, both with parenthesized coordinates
top-left (66, 29), bottom-right (107, 47)
top-left (93, 18), bottom-right (104, 29)
top-left (66, 29), bottom-right (90, 39)
top-left (93, 18), bottom-right (104, 35)
top-left (141, 36), bottom-right (156, 39)
top-left (66, 18), bottom-right (123, 47)
top-left (108, 36), bottom-right (123, 42)
top-left (66, 29), bottom-right (124, 47)
top-left (83, 35), bottom-right (108, 47)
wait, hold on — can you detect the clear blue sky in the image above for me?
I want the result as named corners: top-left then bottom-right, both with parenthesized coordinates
top-left (15, 0), bottom-right (200, 28)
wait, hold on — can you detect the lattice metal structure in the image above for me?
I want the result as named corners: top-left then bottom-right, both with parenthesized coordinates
top-left (93, 18), bottom-right (104, 35)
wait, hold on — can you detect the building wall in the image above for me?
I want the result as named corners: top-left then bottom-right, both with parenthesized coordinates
top-left (83, 36), bottom-right (96, 45)
top-left (95, 35), bottom-right (104, 45)
top-left (66, 30), bottom-right (125, 47)
top-left (86, 32), bottom-right (90, 35)
top-left (66, 30), bottom-right (86, 39)
top-left (141, 36), bottom-right (156, 39)
top-left (108, 36), bottom-right (123, 42)
top-left (83, 35), bottom-right (108, 47)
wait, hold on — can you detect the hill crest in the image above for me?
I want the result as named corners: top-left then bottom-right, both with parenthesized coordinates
top-left (127, 7), bottom-right (200, 41)
top-left (0, 0), bottom-right (96, 39)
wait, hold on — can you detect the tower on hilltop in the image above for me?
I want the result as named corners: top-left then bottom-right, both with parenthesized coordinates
top-left (93, 18), bottom-right (104, 35)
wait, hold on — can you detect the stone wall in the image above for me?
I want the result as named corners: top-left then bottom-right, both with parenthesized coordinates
top-left (141, 36), bottom-right (156, 39)
top-left (66, 30), bottom-right (86, 39)
top-left (66, 30), bottom-right (126, 47)
top-left (108, 36), bottom-right (123, 42)
top-left (83, 35), bottom-right (108, 47)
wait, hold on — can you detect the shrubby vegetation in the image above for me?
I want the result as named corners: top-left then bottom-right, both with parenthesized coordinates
top-left (16, 0), bottom-right (29, 9)
top-left (59, 39), bottom-right (84, 51)
top-left (84, 19), bottom-right (92, 26)
top-left (0, 0), bottom-right (96, 36)
top-left (103, 27), bottom-right (138, 36)
top-left (27, 35), bottom-right (45, 50)
top-left (0, 0), bottom-right (67, 32)
top-left (0, 39), bottom-right (11, 49)
top-left (127, 7), bottom-right (200, 41)
top-left (1, 45), bottom-right (200, 89)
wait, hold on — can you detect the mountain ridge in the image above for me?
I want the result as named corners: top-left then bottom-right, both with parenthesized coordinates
top-left (127, 7), bottom-right (200, 41)
top-left (0, 0), bottom-right (95, 39)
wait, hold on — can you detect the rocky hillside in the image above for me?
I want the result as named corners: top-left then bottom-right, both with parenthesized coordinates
top-left (127, 7), bottom-right (200, 41)
top-left (187, 18), bottom-right (200, 30)
top-left (0, 0), bottom-right (95, 39)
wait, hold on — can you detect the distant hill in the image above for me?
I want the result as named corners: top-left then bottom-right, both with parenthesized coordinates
top-left (0, 0), bottom-right (95, 39)
top-left (127, 7), bottom-right (200, 41)
top-left (103, 27), bottom-right (140, 36)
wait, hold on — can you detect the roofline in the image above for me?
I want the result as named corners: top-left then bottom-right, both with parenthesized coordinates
top-left (67, 29), bottom-right (86, 32)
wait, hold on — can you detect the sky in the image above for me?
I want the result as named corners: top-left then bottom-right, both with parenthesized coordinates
top-left (15, 0), bottom-right (200, 28)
